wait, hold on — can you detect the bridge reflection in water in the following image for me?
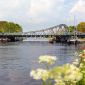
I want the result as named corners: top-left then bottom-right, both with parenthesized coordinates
top-left (0, 24), bottom-right (85, 42)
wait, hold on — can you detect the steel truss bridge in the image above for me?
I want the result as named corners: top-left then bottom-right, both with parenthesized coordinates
top-left (0, 24), bottom-right (85, 42)
top-left (0, 24), bottom-right (85, 37)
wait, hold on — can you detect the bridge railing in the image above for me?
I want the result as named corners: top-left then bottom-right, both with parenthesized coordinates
top-left (0, 32), bottom-right (85, 36)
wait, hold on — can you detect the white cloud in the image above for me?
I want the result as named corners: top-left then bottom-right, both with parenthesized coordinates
top-left (0, 0), bottom-right (20, 9)
top-left (70, 0), bottom-right (85, 14)
top-left (29, 0), bottom-right (55, 17)
top-left (28, 18), bottom-right (47, 24)
top-left (0, 0), bottom-right (71, 31)
top-left (28, 0), bottom-right (64, 23)
top-left (69, 0), bottom-right (85, 24)
top-left (0, 0), bottom-right (23, 20)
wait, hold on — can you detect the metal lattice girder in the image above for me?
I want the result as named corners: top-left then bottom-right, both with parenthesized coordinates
top-left (23, 24), bottom-right (68, 36)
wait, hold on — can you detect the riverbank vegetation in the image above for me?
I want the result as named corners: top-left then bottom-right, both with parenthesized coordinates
top-left (0, 21), bottom-right (22, 33)
top-left (30, 50), bottom-right (85, 85)
top-left (68, 22), bottom-right (85, 33)
top-left (77, 22), bottom-right (85, 33)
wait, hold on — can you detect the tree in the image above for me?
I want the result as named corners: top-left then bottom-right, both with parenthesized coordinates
top-left (77, 22), bottom-right (85, 33)
top-left (68, 26), bottom-right (75, 32)
top-left (0, 21), bottom-right (22, 33)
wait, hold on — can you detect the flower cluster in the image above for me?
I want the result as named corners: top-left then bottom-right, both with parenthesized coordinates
top-left (39, 55), bottom-right (57, 65)
top-left (30, 53), bottom-right (85, 85)
top-left (30, 69), bottom-right (49, 81)
top-left (50, 64), bottom-right (82, 85)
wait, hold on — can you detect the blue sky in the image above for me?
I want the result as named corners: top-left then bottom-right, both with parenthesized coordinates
top-left (0, 0), bottom-right (85, 32)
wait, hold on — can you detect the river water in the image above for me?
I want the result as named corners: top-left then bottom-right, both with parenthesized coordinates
top-left (0, 41), bottom-right (84, 85)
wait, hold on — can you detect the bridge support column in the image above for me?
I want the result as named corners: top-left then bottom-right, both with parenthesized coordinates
top-left (55, 35), bottom-right (70, 43)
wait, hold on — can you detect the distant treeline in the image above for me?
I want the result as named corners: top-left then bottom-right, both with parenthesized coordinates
top-left (0, 21), bottom-right (22, 33)
top-left (0, 21), bottom-right (85, 33)
top-left (68, 22), bottom-right (85, 33)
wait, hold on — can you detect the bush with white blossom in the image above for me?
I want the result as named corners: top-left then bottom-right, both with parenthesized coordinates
top-left (30, 52), bottom-right (85, 85)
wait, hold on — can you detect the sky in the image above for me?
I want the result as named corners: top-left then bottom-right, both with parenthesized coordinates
top-left (0, 0), bottom-right (85, 32)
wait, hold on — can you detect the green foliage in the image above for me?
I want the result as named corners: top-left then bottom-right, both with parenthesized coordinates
top-left (0, 21), bottom-right (22, 33)
top-left (77, 22), bottom-right (85, 33)
top-left (68, 26), bottom-right (75, 32)
top-left (30, 55), bottom-right (85, 85)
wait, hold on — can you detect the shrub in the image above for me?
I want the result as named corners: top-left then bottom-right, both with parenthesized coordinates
top-left (30, 52), bottom-right (85, 85)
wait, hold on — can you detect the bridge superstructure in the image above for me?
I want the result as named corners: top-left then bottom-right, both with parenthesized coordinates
top-left (0, 24), bottom-right (85, 42)
top-left (23, 24), bottom-right (68, 36)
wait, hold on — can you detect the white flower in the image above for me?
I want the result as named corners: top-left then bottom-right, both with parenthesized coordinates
top-left (72, 59), bottom-right (79, 65)
top-left (75, 59), bottom-right (79, 62)
top-left (80, 63), bottom-right (83, 68)
top-left (63, 64), bottom-right (83, 82)
top-left (64, 71), bottom-right (82, 82)
top-left (39, 55), bottom-right (57, 65)
top-left (54, 80), bottom-right (65, 85)
top-left (30, 69), bottom-right (49, 81)
top-left (83, 59), bottom-right (85, 62)
top-left (83, 50), bottom-right (85, 53)
top-left (30, 69), bottom-right (41, 80)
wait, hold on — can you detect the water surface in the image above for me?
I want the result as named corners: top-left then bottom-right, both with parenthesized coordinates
top-left (0, 41), bottom-right (83, 85)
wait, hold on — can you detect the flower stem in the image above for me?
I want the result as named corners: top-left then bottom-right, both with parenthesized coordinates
top-left (42, 80), bottom-right (47, 85)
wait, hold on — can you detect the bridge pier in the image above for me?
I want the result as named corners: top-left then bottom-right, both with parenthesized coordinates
top-left (7, 36), bottom-right (15, 42)
top-left (55, 35), bottom-right (70, 43)
top-left (0, 36), bottom-right (23, 42)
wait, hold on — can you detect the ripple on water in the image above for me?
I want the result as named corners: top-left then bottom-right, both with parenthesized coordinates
top-left (0, 41), bottom-right (81, 85)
